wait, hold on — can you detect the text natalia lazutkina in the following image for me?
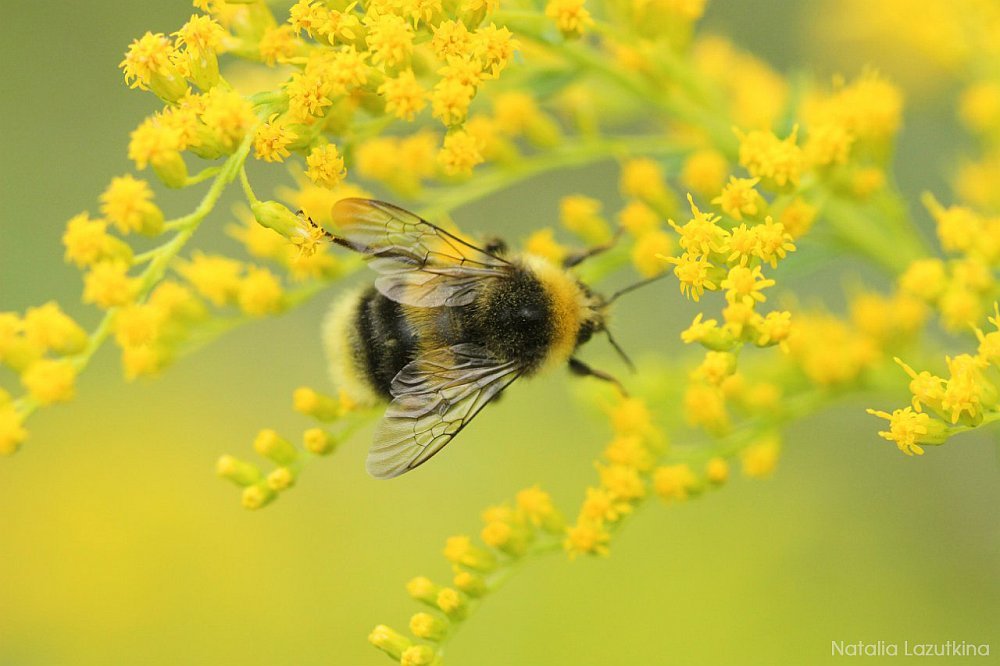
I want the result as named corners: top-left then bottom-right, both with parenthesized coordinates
top-left (832, 641), bottom-right (991, 657)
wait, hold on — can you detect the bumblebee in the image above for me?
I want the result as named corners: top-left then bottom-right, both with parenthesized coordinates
top-left (320, 198), bottom-right (639, 478)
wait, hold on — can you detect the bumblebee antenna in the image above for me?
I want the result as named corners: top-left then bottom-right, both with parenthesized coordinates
top-left (608, 273), bottom-right (669, 303)
top-left (605, 329), bottom-right (635, 373)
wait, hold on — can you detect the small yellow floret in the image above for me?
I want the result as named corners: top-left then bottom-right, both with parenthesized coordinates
top-left (21, 359), bottom-right (77, 404)
top-left (83, 261), bottom-right (139, 309)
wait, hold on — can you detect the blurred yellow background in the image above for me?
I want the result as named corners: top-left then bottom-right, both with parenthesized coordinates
top-left (1, 2), bottom-right (997, 665)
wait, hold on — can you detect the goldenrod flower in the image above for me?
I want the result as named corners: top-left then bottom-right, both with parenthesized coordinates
top-left (683, 382), bottom-right (729, 434)
top-left (21, 359), bottom-right (77, 405)
top-left (83, 261), bottom-right (139, 309)
top-left (721, 265), bottom-right (774, 305)
top-left (653, 464), bottom-right (698, 501)
top-left (366, 13), bottom-right (415, 69)
top-left (681, 149), bottom-right (729, 198)
top-left (237, 267), bottom-right (285, 316)
top-left (292, 387), bottom-right (342, 421)
top-left (431, 77), bottom-right (475, 126)
top-left (200, 87), bottom-right (257, 152)
top-left (705, 457), bottom-right (729, 484)
top-left (564, 519), bottom-right (610, 558)
top-left (176, 252), bottom-right (243, 307)
top-left (741, 436), bottom-right (780, 476)
top-left (409, 612), bottom-right (447, 641)
top-left (631, 230), bottom-right (674, 277)
top-left (0, 404), bottom-right (27, 455)
top-left (736, 127), bottom-right (804, 188)
top-left (713, 177), bottom-right (763, 221)
top-left (23, 302), bottom-right (87, 355)
top-left (442, 535), bottom-right (496, 571)
top-left (379, 70), bottom-right (427, 121)
top-left (62, 213), bottom-right (131, 268)
top-left (120, 31), bottom-right (189, 101)
top-left (368, 624), bottom-right (412, 660)
top-left (867, 407), bottom-right (945, 456)
top-left (545, 0), bottom-right (594, 39)
top-left (579, 486), bottom-right (632, 523)
top-left (596, 463), bottom-right (646, 501)
top-left (668, 253), bottom-right (718, 301)
top-left (940, 354), bottom-right (995, 424)
top-left (436, 587), bottom-right (467, 618)
top-left (559, 195), bottom-right (612, 245)
top-left (524, 228), bottom-right (569, 265)
top-left (253, 117), bottom-right (297, 163)
top-left (306, 143), bottom-right (347, 188)
top-left (100, 175), bottom-right (164, 235)
top-left (437, 129), bottom-right (484, 176)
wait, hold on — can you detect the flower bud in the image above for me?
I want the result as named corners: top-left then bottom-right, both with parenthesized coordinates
top-left (367, 624), bottom-right (411, 660)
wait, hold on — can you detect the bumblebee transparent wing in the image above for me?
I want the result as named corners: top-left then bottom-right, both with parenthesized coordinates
top-left (332, 198), bottom-right (511, 307)
top-left (366, 343), bottom-right (522, 479)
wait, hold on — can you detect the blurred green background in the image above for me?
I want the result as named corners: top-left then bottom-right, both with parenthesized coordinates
top-left (1, 1), bottom-right (997, 665)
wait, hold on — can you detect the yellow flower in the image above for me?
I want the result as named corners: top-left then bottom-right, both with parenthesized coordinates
top-left (545, 0), bottom-right (594, 38)
top-left (579, 486), bottom-right (632, 523)
top-left (681, 149), bottom-right (729, 198)
top-left (305, 143), bottom-right (347, 188)
top-left (368, 624), bottom-right (412, 661)
top-left (366, 13), bottom-right (414, 69)
top-left (564, 519), bottom-right (610, 558)
top-left (200, 87), bottom-right (257, 152)
top-left (692, 351), bottom-right (737, 385)
top-left (705, 457), bottom-right (729, 484)
top-left (100, 175), bottom-right (164, 235)
top-left (683, 382), bottom-right (729, 434)
top-left (752, 217), bottom-right (795, 268)
top-left (432, 20), bottom-right (473, 60)
top-left (119, 31), bottom-right (188, 101)
top-left (524, 228), bottom-right (568, 265)
top-left (437, 129), bottom-right (484, 176)
top-left (741, 436), bottom-right (780, 476)
top-left (62, 213), bottom-right (130, 268)
top-left (431, 77), bottom-right (475, 127)
top-left (474, 24), bottom-right (518, 79)
top-left (441, 535), bottom-right (496, 571)
top-left (516, 485), bottom-right (560, 527)
top-left (23, 302), bottom-right (87, 355)
top-left (285, 71), bottom-right (333, 122)
top-left (653, 464), bottom-right (698, 500)
top-left (253, 116), bottom-right (296, 163)
top-left (409, 611), bottom-right (446, 642)
top-left (21, 359), bottom-right (77, 404)
top-left (754, 310), bottom-right (793, 346)
top-left (559, 195), bottom-right (612, 245)
top-left (776, 197), bottom-right (816, 238)
top-left (621, 158), bottom-right (673, 212)
top-left (631, 230), bottom-right (674, 277)
top-left (668, 195), bottom-right (729, 257)
top-left (436, 587), bottom-right (466, 618)
top-left (805, 122), bottom-right (854, 167)
top-left (379, 70), bottom-right (427, 121)
top-left (237, 267), bottom-right (285, 316)
top-left (603, 435), bottom-right (654, 471)
top-left (617, 201), bottom-right (660, 238)
top-left (259, 25), bottom-right (299, 64)
top-left (713, 177), bottom-right (763, 222)
top-left (83, 261), bottom-right (139, 309)
top-left (176, 252), bottom-right (243, 307)
top-left (597, 463), bottom-right (646, 501)
top-left (867, 407), bottom-right (946, 456)
top-left (898, 257), bottom-right (947, 301)
top-left (736, 126), bottom-right (804, 188)
top-left (0, 404), bottom-right (27, 455)
top-left (940, 354), bottom-right (995, 424)
top-left (720, 265), bottom-right (775, 305)
top-left (128, 113), bottom-right (186, 171)
top-left (666, 253), bottom-right (717, 302)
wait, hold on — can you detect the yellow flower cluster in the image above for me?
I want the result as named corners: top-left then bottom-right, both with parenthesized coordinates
top-left (369, 485), bottom-right (565, 663)
top-left (217, 386), bottom-right (362, 509)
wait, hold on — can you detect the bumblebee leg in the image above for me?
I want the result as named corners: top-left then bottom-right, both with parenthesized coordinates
top-left (562, 228), bottom-right (623, 268)
top-left (568, 357), bottom-right (629, 397)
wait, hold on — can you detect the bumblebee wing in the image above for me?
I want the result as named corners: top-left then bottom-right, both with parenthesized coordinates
top-left (331, 198), bottom-right (512, 307)
top-left (366, 343), bottom-right (523, 479)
